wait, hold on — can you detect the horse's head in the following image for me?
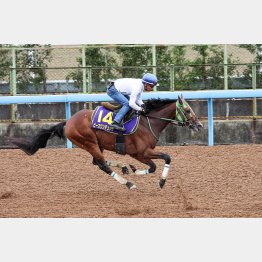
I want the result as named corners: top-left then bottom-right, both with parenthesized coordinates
top-left (176, 95), bottom-right (203, 132)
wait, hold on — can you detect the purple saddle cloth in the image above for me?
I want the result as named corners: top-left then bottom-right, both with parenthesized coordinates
top-left (91, 106), bottom-right (139, 135)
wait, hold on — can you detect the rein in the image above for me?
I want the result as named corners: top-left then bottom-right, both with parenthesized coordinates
top-left (146, 115), bottom-right (182, 126)
top-left (144, 114), bottom-right (185, 142)
top-left (143, 100), bottom-right (190, 141)
top-left (145, 116), bottom-right (159, 141)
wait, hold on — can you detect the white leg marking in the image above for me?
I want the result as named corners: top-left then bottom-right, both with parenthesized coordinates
top-left (130, 184), bottom-right (137, 189)
top-left (135, 169), bottom-right (149, 175)
top-left (111, 172), bottom-right (128, 185)
top-left (161, 164), bottom-right (170, 179)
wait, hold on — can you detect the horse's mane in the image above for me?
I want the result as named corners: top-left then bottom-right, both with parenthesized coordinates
top-left (144, 98), bottom-right (176, 111)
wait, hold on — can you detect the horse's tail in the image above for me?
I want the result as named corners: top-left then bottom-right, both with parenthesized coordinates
top-left (7, 121), bottom-right (67, 155)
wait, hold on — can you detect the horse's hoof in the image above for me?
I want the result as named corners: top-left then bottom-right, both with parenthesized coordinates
top-left (122, 166), bottom-right (129, 174)
top-left (159, 179), bottom-right (166, 189)
top-left (129, 164), bottom-right (137, 173)
top-left (126, 181), bottom-right (137, 190)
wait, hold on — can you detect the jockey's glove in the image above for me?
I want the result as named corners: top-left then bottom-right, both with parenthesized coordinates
top-left (136, 109), bottom-right (146, 116)
top-left (140, 104), bottom-right (148, 115)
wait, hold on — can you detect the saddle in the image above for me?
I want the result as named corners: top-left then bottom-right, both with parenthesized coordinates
top-left (91, 103), bottom-right (140, 155)
top-left (101, 102), bottom-right (136, 123)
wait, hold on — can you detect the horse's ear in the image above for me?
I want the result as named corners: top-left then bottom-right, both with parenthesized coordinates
top-left (181, 93), bottom-right (184, 99)
top-left (178, 95), bottom-right (183, 105)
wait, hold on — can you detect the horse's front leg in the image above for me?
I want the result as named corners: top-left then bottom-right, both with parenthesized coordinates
top-left (143, 149), bottom-right (171, 189)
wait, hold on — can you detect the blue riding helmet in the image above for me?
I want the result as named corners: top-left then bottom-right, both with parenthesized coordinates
top-left (142, 73), bottom-right (158, 86)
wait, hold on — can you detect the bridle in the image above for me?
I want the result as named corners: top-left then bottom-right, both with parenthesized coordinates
top-left (144, 100), bottom-right (193, 141)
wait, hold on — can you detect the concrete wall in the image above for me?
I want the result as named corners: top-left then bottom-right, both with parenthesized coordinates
top-left (159, 119), bottom-right (262, 145)
top-left (1, 98), bottom-right (262, 148)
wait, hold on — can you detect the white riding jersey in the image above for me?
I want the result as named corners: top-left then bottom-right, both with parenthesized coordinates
top-left (114, 78), bottom-right (144, 111)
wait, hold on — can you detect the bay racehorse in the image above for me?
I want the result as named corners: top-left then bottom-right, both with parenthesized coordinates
top-left (8, 95), bottom-right (202, 190)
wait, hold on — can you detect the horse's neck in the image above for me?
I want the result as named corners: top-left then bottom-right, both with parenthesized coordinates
top-left (151, 102), bottom-right (177, 132)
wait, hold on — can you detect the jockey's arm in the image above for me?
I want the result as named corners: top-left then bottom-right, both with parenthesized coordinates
top-left (135, 93), bottom-right (144, 106)
top-left (129, 92), bottom-right (142, 111)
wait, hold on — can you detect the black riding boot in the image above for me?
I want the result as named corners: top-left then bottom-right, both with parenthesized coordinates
top-left (110, 121), bottom-right (125, 131)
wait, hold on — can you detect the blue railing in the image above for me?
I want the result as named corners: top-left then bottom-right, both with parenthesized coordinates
top-left (1, 89), bottom-right (262, 147)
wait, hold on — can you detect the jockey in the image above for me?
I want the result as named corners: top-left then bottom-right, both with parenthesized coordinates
top-left (107, 73), bottom-right (158, 131)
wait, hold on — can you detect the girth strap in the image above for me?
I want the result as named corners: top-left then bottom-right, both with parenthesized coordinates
top-left (115, 132), bottom-right (126, 155)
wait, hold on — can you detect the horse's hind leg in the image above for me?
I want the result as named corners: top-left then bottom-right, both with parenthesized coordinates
top-left (129, 156), bottom-right (156, 175)
top-left (94, 158), bottom-right (135, 189)
top-left (92, 147), bottom-right (129, 174)
top-left (106, 160), bottom-right (129, 174)
top-left (71, 139), bottom-right (136, 189)
top-left (92, 145), bottom-right (104, 165)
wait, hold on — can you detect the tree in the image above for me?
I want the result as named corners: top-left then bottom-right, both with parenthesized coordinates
top-left (115, 45), bottom-right (190, 89)
top-left (188, 45), bottom-right (238, 89)
top-left (15, 44), bottom-right (52, 93)
top-left (169, 45), bottom-right (192, 90)
top-left (67, 46), bottom-right (117, 91)
top-left (0, 45), bottom-right (11, 82)
top-left (115, 45), bottom-right (152, 78)
top-left (154, 45), bottom-right (172, 88)
top-left (238, 44), bottom-right (262, 88)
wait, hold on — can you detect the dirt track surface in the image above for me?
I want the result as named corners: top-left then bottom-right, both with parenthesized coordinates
top-left (1, 145), bottom-right (262, 218)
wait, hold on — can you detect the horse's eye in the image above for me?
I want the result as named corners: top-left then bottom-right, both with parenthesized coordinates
top-left (186, 110), bottom-right (191, 114)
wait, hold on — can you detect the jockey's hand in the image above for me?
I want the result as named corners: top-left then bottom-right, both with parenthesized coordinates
top-left (139, 107), bottom-right (146, 116)
top-left (135, 109), bottom-right (144, 116)
top-left (140, 104), bottom-right (147, 115)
